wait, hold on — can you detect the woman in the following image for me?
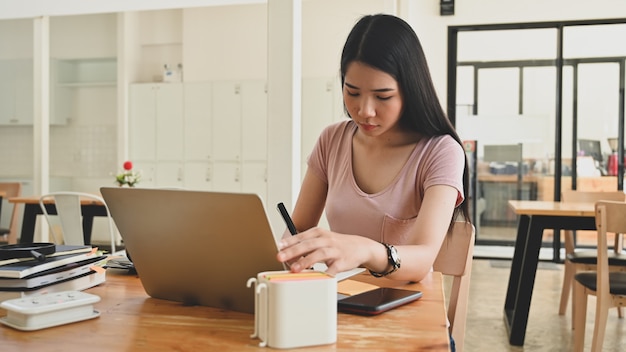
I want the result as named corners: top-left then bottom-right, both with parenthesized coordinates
top-left (277, 14), bottom-right (470, 283)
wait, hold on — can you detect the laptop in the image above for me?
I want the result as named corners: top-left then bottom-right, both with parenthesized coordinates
top-left (101, 187), bottom-right (364, 314)
top-left (101, 187), bottom-right (286, 314)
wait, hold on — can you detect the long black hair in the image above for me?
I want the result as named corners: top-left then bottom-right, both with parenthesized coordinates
top-left (340, 14), bottom-right (471, 230)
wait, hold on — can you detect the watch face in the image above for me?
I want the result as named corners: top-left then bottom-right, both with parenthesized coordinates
top-left (389, 245), bottom-right (401, 266)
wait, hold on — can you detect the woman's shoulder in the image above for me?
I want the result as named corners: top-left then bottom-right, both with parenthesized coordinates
top-left (321, 119), bottom-right (355, 134)
top-left (420, 134), bottom-right (464, 160)
top-left (428, 133), bottom-right (457, 143)
top-left (318, 119), bottom-right (356, 143)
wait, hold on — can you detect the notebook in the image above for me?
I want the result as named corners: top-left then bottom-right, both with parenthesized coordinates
top-left (101, 187), bottom-right (364, 314)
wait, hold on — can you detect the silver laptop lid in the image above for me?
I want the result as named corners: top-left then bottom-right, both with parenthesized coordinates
top-left (101, 187), bottom-right (285, 313)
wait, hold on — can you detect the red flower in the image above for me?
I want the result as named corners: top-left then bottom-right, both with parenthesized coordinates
top-left (123, 161), bottom-right (133, 171)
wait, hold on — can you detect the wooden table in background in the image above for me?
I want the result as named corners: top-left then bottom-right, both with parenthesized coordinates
top-left (0, 270), bottom-right (450, 351)
top-left (504, 200), bottom-right (596, 346)
top-left (8, 196), bottom-right (107, 244)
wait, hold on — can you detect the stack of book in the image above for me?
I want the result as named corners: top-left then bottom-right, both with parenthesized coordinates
top-left (0, 245), bottom-right (107, 302)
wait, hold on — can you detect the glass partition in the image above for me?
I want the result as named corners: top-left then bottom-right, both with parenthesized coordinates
top-left (455, 28), bottom-right (558, 253)
top-left (452, 21), bottom-right (626, 259)
top-left (562, 23), bottom-right (626, 248)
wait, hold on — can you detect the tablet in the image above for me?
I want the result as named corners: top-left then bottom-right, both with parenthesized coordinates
top-left (337, 287), bottom-right (422, 316)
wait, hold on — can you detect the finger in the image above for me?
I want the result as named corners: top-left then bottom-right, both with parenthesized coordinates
top-left (278, 232), bottom-right (309, 250)
top-left (290, 246), bottom-right (334, 273)
top-left (288, 256), bottom-right (317, 273)
top-left (277, 242), bottom-right (312, 265)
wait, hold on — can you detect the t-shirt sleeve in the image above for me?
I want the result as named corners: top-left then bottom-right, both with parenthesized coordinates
top-left (421, 136), bottom-right (466, 207)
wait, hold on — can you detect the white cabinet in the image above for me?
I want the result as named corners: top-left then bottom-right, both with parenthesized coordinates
top-left (0, 63), bottom-right (15, 124)
top-left (183, 82), bottom-right (212, 161)
top-left (129, 80), bottom-right (268, 199)
top-left (129, 83), bottom-right (184, 188)
top-left (129, 84), bottom-right (157, 161)
top-left (181, 82), bottom-right (212, 191)
top-left (132, 161), bottom-right (156, 188)
top-left (241, 80), bottom-right (268, 162)
top-left (0, 59), bottom-right (33, 125)
top-left (212, 162), bottom-right (242, 193)
top-left (209, 80), bottom-right (267, 199)
top-left (183, 162), bottom-right (212, 190)
top-left (212, 81), bottom-right (242, 161)
top-left (155, 85), bottom-right (184, 162)
top-left (242, 162), bottom-right (268, 199)
top-left (156, 161), bottom-right (184, 187)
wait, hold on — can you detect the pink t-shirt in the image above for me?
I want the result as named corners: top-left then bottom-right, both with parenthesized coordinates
top-left (307, 120), bottom-right (465, 245)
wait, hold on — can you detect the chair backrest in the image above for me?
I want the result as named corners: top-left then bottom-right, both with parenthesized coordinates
top-left (561, 190), bottom-right (626, 203)
top-left (594, 201), bottom-right (626, 297)
top-left (39, 192), bottom-right (117, 253)
top-left (0, 182), bottom-right (23, 244)
top-left (561, 191), bottom-right (626, 253)
top-left (433, 221), bottom-right (475, 352)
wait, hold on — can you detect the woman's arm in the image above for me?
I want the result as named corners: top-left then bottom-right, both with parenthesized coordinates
top-left (378, 184), bottom-right (459, 281)
top-left (281, 168), bottom-right (328, 239)
top-left (278, 181), bottom-right (460, 282)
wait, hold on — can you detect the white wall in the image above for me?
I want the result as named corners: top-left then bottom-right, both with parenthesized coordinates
top-left (183, 5), bottom-right (267, 81)
top-left (50, 14), bottom-right (117, 59)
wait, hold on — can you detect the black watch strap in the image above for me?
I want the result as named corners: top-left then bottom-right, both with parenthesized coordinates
top-left (368, 243), bottom-right (401, 277)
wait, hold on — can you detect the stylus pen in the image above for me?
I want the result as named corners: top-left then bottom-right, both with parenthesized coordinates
top-left (277, 202), bottom-right (298, 235)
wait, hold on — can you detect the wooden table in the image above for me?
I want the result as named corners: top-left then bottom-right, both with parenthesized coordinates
top-left (0, 270), bottom-right (451, 351)
top-left (504, 200), bottom-right (596, 346)
top-left (8, 196), bottom-right (107, 244)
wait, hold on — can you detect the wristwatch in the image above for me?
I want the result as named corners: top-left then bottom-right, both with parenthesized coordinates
top-left (368, 243), bottom-right (401, 277)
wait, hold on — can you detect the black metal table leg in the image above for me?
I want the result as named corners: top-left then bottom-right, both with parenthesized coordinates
top-left (503, 214), bottom-right (597, 346)
top-left (19, 203), bottom-right (106, 245)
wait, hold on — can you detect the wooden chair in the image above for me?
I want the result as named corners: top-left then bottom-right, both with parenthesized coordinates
top-left (433, 221), bottom-right (475, 352)
top-left (0, 182), bottom-right (23, 244)
top-left (39, 192), bottom-right (117, 253)
top-left (573, 200), bottom-right (626, 351)
top-left (558, 190), bottom-right (626, 324)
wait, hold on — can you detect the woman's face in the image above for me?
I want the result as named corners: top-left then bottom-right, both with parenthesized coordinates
top-left (343, 61), bottom-right (404, 137)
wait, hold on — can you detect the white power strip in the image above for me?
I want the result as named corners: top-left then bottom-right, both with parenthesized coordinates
top-left (0, 291), bottom-right (101, 331)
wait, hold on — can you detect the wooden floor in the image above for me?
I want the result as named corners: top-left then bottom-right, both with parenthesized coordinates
top-left (458, 259), bottom-right (626, 351)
